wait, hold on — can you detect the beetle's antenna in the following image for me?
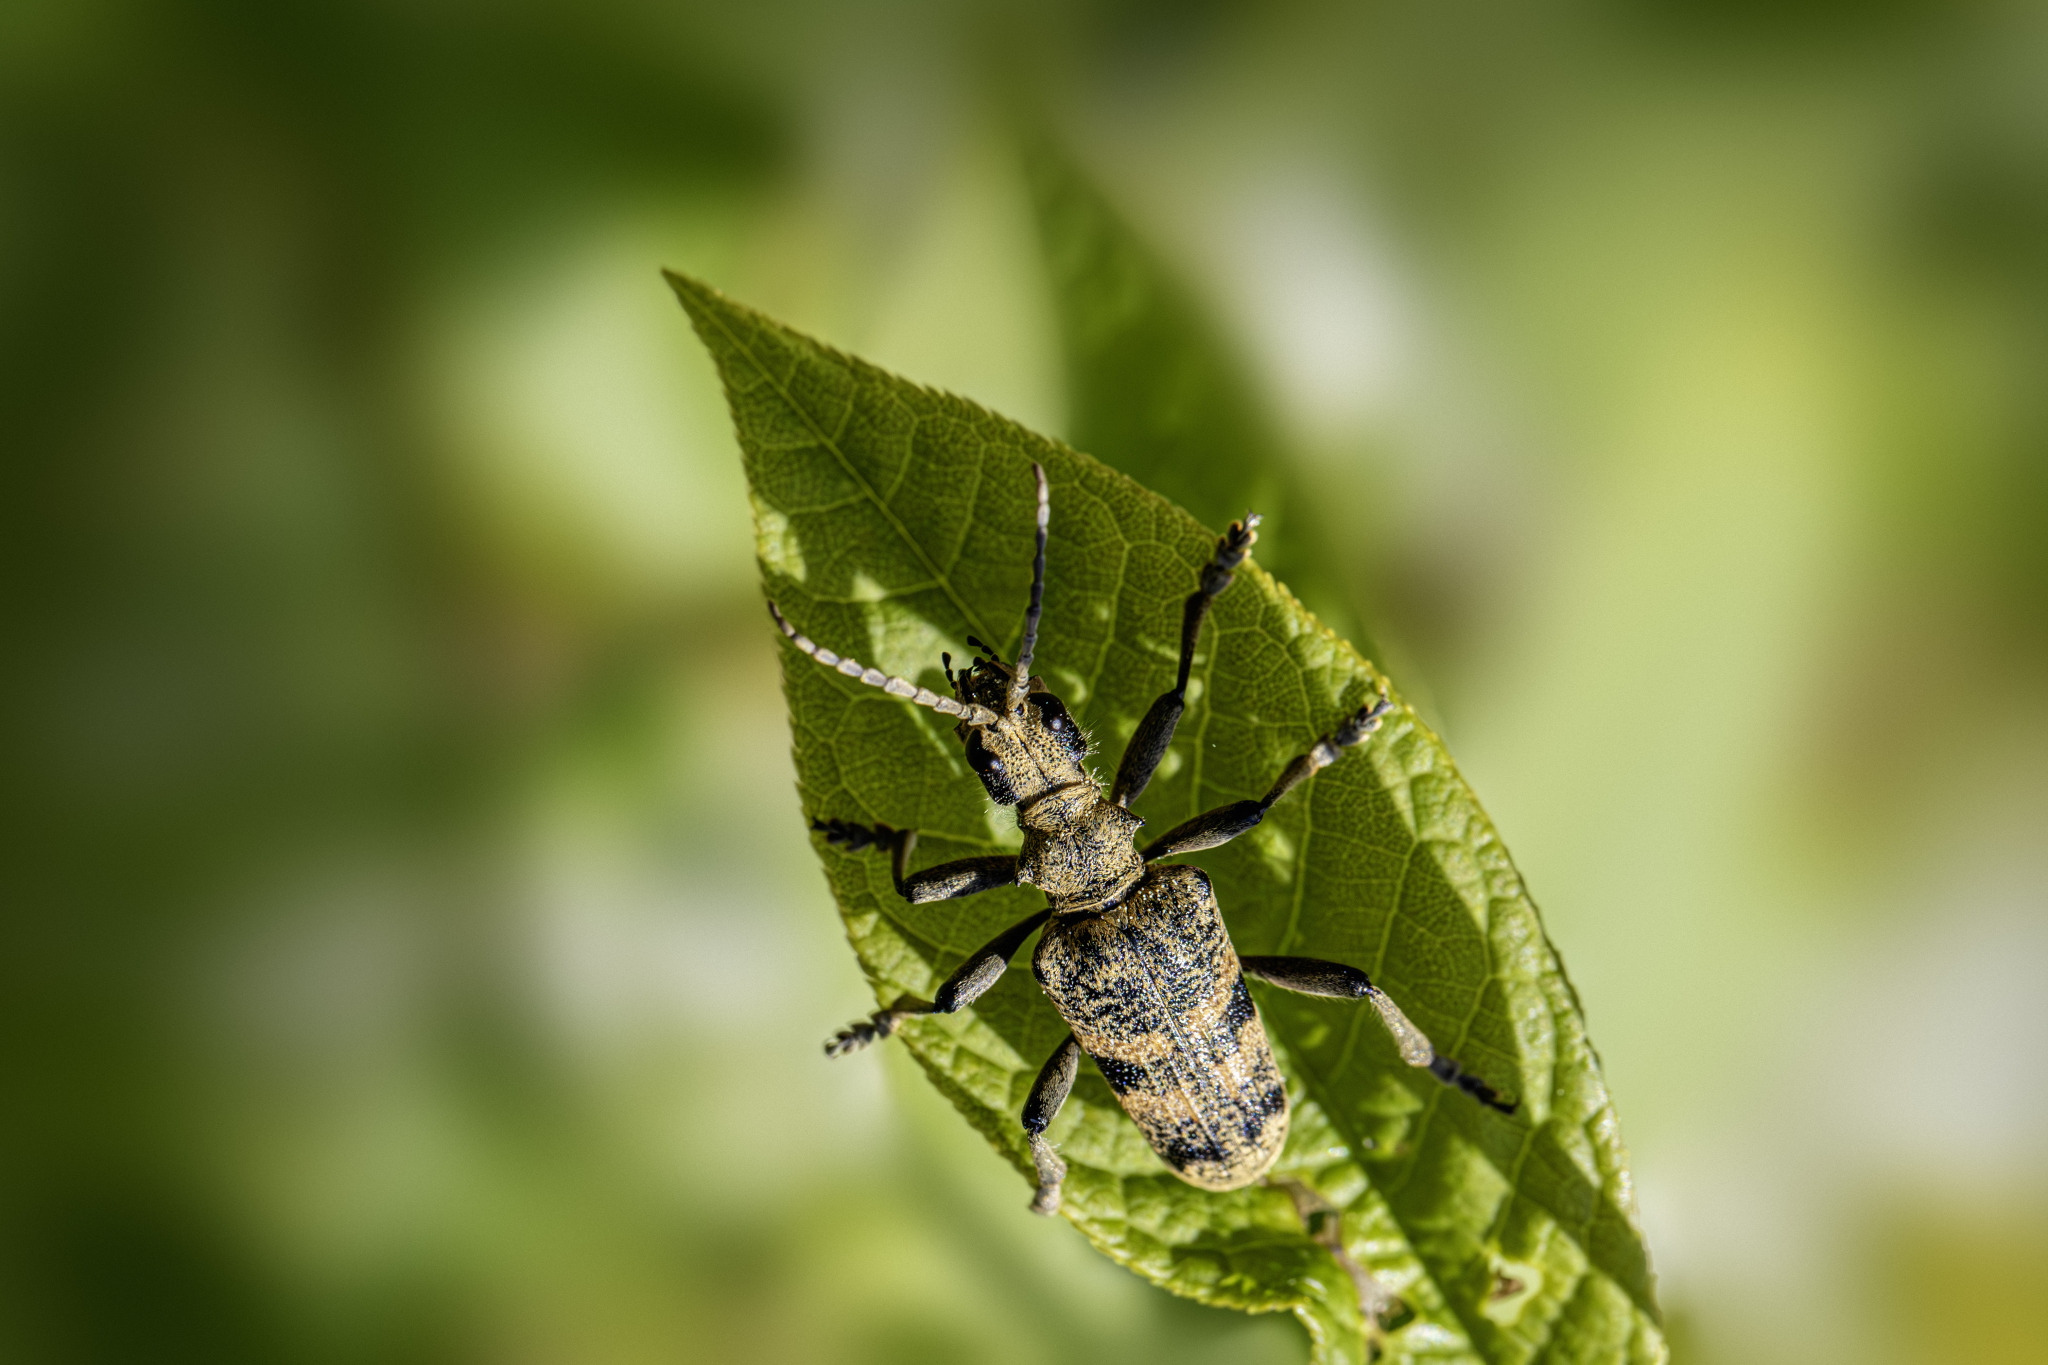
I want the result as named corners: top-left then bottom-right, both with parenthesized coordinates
top-left (1007, 463), bottom-right (1050, 715)
top-left (767, 602), bottom-right (1000, 726)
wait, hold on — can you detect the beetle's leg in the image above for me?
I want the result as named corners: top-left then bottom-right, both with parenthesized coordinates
top-left (1111, 515), bottom-right (1261, 808)
top-left (824, 909), bottom-right (1053, 1057)
top-left (812, 819), bottom-right (1020, 904)
top-left (1241, 955), bottom-right (1517, 1115)
top-left (1273, 1178), bottom-right (1401, 1329)
top-left (1022, 1035), bottom-right (1080, 1216)
top-left (1240, 955), bottom-right (1375, 1000)
top-left (1426, 1053), bottom-right (1517, 1115)
top-left (1139, 690), bottom-right (1393, 860)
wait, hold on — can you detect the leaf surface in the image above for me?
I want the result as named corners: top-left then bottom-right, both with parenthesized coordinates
top-left (668, 270), bottom-right (1661, 1365)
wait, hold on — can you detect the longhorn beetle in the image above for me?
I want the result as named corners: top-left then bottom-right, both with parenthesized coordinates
top-left (770, 464), bottom-right (1513, 1216)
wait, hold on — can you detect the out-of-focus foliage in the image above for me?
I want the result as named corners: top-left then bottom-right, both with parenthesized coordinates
top-left (1022, 137), bottom-right (1376, 660)
top-left (674, 273), bottom-right (1657, 1362)
top-left (5, 1), bottom-right (2047, 1363)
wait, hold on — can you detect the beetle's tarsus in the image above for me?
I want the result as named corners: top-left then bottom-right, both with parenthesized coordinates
top-left (811, 817), bottom-right (898, 853)
top-left (822, 1013), bottom-right (888, 1057)
top-left (822, 996), bottom-right (930, 1057)
top-left (1027, 1132), bottom-right (1067, 1216)
top-left (826, 915), bottom-right (1048, 1059)
top-left (1429, 1053), bottom-right (1517, 1115)
top-left (814, 816), bottom-right (916, 901)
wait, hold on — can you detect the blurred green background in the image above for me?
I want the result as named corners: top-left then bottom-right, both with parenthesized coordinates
top-left (5, 1), bottom-right (2047, 1362)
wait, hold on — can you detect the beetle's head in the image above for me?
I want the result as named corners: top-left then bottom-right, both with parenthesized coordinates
top-left (764, 462), bottom-right (1088, 808)
top-left (946, 644), bottom-right (1089, 807)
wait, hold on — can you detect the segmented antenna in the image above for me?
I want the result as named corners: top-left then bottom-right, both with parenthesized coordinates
top-left (1007, 463), bottom-right (1050, 715)
top-left (767, 602), bottom-right (999, 726)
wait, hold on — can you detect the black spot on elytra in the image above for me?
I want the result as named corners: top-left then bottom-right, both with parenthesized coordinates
top-left (1093, 972), bottom-right (1147, 1008)
top-left (1158, 1129), bottom-right (1225, 1173)
top-left (1224, 974), bottom-right (1257, 1030)
top-left (1236, 1083), bottom-right (1287, 1143)
top-left (1093, 1053), bottom-right (1144, 1095)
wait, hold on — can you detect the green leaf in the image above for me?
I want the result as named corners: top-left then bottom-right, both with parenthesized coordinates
top-left (667, 270), bottom-right (1663, 1365)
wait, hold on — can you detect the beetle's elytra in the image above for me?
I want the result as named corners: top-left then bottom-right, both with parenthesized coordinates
top-left (773, 465), bottom-right (1513, 1215)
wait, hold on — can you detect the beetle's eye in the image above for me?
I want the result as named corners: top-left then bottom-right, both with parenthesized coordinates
top-left (1028, 693), bottom-right (1087, 761)
top-left (964, 730), bottom-right (1019, 805)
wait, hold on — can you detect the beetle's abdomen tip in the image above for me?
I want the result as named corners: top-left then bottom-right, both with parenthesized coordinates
top-left (1164, 1105), bottom-right (1291, 1191)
